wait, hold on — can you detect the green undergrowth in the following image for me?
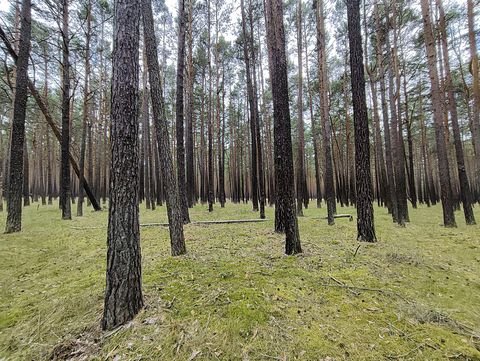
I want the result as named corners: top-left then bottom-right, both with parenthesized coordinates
top-left (0, 201), bottom-right (479, 360)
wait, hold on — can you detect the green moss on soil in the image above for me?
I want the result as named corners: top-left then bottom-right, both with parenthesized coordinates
top-left (0, 202), bottom-right (479, 360)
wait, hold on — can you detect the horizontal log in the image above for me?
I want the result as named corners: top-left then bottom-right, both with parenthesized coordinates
top-left (317, 214), bottom-right (354, 221)
top-left (140, 219), bottom-right (269, 227)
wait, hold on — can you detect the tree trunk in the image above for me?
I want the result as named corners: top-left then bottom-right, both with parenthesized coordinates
top-left (185, 0), bottom-right (195, 208)
top-left (467, 0), bottom-right (480, 190)
top-left (375, 6), bottom-right (397, 221)
top-left (142, 0), bottom-right (187, 256)
top-left (346, 0), bottom-right (376, 242)
top-left (102, 0), bottom-right (143, 331)
top-left (5, 0), bottom-right (31, 233)
top-left (420, 0), bottom-right (456, 227)
top-left (295, 0), bottom-right (305, 217)
top-left (265, 0), bottom-right (302, 255)
top-left (316, 0), bottom-right (335, 225)
top-left (60, 0), bottom-right (71, 220)
top-left (175, 0), bottom-right (190, 223)
top-left (437, 0), bottom-right (476, 225)
top-left (77, 0), bottom-right (91, 217)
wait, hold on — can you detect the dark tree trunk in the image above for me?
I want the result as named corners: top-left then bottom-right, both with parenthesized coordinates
top-left (102, 0), bottom-right (143, 331)
top-left (437, 0), bottom-right (476, 225)
top-left (142, 0), bottom-right (187, 256)
top-left (5, 0), bottom-right (31, 233)
top-left (421, 0), bottom-right (456, 227)
top-left (60, 0), bottom-right (71, 220)
top-left (175, 0), bottom-right (190, 223)
top-left (346, 0), bottom-right (376, 242)
top-left (23, 142), bottom-right (29, 206)
top-left (265, 0), bottom-right (302, 255)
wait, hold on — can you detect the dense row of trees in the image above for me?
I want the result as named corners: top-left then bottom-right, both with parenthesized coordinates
top-left (1, 0), bottom-right (478, 328)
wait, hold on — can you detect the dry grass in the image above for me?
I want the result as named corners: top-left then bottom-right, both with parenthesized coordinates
top-left (0, 201), bottom-right (479, 360)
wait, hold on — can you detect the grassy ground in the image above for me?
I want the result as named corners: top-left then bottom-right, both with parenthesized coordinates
top-left (0, 201), bottom-right (479, 360)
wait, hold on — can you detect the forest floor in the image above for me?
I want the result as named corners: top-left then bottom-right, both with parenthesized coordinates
top-left (0, 202), bottom-right (479, 360)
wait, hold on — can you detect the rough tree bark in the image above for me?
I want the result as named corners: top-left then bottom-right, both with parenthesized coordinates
top-left (265, 0), bottom-right (302, 255)
top-left (60, 0), bottom-right (72, 220)
top-left (5, 0), bottom-right (31, 233)
top-left (346, 0), bottom-right (376, 242)
top-left (102, 0), bottom-right (143, 331)
top-left (175, 0), bottom-right (190, 223)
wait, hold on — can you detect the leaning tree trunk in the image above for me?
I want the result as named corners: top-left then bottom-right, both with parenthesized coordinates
top-left (421, 0), bottom-right (456, 227)
top-left (5, 0), bottom-right (31, 233)
top-left (346, 0), bottom-right (376, 242)
top-left (102, 0), bottom-right (143, 331)
top-left (142, 0), bottom-right (186, 256)
top-left (265, 0), bottom-right (302, 255)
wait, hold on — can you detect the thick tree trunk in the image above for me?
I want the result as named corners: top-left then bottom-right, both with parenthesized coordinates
top-left (265, 0), bottom-right (302, 255)
top-left (102, 0), bottom-right (143, 331)
top-left (346, 0), bottom-right (376, 242)
top-left (142, 0), bottom-right (187, 256)
top-left (5, 0), bottom-right (31, 233)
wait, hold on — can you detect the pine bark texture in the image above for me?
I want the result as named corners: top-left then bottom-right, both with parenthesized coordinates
top-left (265, 0), bottom-right (302, 255)
top-left (102, 0), bottom-right (143, 331)
top-left (5, 0), bottom-right (31, 233)
top-left (346, 0), bottom-right (376, 242)
top-left (60, 0), bottom-right (72, 220)
top-left (175, 0), bottom-right (190, 224)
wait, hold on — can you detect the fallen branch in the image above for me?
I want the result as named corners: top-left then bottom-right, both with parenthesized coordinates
top-left (315, 214), bottom-right (353, 221)
top-left (140, 219), bottom-right (269, 227)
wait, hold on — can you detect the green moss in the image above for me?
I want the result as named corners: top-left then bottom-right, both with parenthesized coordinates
top-left (0, 202), bottom-right (479, 360)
